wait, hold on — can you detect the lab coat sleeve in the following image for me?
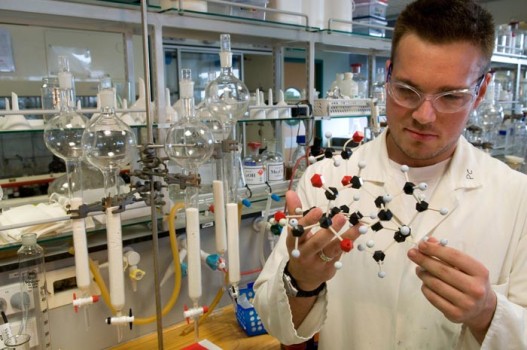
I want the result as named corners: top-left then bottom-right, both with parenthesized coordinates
top-left (456, 294), bottom-right (527, 350)
top-left (253, 170), bottom-right (328, 345)
top-left (253, 232), bottom-right (328, 345)
top-left (457, 190), bottom-right (527, 350)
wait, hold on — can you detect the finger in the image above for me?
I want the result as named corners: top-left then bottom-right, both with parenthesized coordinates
top-left (418, 275), bottom-right (465, 323)
top-left (307, 212), bottom-right (347, 245)
top-left (285, 190), bottom-right (302, 216)
top-left (408, 245), bottom-right (466, 288)
top-left (416, 238), bottom-right (485, 276)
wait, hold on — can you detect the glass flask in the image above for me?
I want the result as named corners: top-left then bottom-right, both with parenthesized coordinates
top-left (477, 73), bottom-right (504, 150)
top-left (165, 68), bottom-right (215, 208)
top-left (261, 140), bottom-right (284, 182)
top-left (286, 135), bottom-right (307, 183)
top-left (204, 34), bottom-right (250, 128)
top-left (372, 67), bottom-right (386, 104)
top-left (81, 77), bottom-right (137, 197)
top-left (243, 142), bottom-right (266, 186)
top-left (204, 34), bottom-right (250, 205)
top-left (43, 56), bottom-right (88, 199)
top-left (351, 63), bottom-right (368, 98)
top-left (16, 233), bottom-right (52, 349)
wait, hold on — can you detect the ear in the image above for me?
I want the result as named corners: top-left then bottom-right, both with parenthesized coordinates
top-left (473, 72), bottom-right (492, 110)
top-left (385, 60), bottom-right (392, 82)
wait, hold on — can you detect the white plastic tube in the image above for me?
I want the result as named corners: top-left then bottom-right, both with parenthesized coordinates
top-left (186, 208), bottom-right (201, 302)
top-left (212, 180), bottom-right (227, 254)
top-left (71, 197), bottom-right (91, 292)
top-left (226, 203), bottom-right (240, 285)
top-left (106, 206), bottom-right (125, 312)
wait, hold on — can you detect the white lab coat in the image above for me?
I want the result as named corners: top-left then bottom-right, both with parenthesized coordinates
top-left (253, 131), bottom-right (527, 349)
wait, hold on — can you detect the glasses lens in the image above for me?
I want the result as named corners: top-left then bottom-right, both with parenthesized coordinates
top-left (434, 92), bottom-right (475, 113)
top-left (389, 82), bottom-right (476, 113)
top-left (388, 83), bottom-right (421, 109)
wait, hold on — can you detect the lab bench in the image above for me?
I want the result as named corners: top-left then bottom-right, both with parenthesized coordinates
top-left (110, 305), bottom-right (280, 350)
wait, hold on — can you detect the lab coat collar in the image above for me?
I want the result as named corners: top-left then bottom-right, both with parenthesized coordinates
top-left (361, 130), bottom-right (482, 192)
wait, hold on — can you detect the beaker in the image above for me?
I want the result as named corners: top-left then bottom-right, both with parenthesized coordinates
top-left (4, 333), bottom-right (31, 350)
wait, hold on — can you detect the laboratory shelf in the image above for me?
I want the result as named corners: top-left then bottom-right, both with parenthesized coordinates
top-left (0, 178), bottom-right (291, 267)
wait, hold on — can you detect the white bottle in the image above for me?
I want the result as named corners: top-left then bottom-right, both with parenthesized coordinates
top-left (330, 73), bottom-right (344, 93)
top-left (268, 0), bottom-right (303, 25)
top-left (303, 0), bottom-right (325, 29)
top-left (324, 0), bottom-right (352, 32)
top-left (160, 0), bottom-right (207, 12)
top-left (340, 72), bottom-right (358, 99)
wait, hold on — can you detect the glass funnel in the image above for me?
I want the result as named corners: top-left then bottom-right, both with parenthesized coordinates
top-left (82, 77), bottom-right (137, 197)
top-left (204, 34), bottom-right (250, 128)
top-left (165, 69), bottom-right (215, 208)
top-left (43, 56), bottom-right (88, 199)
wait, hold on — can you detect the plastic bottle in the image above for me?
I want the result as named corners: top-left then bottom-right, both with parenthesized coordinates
top-left (340, 72), bottom-right (358, 99)
top-left (243, 142), bottom-right (266, 185)
top-left (286, 135), bottom-right (307, 182)
top-left (372, 67), bottom-right (386, 104)
top-left (268, 0), bottom-right (303, 25)
top-left (16, 233), bottom-right (52, 349)
top-left (324, 0), bottom-right (352, 32)
top-left (262, 140), bottom-right (285, 182)
top-left (330, 73), bottom-right (344, 92)
top-left (302, 0), bottom-right (325, 29)
top-left (351, 63), bottom-right (368, 98)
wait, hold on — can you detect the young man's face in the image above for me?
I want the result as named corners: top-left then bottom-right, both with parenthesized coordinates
top-left (385, 33), bottom-right (489, 167)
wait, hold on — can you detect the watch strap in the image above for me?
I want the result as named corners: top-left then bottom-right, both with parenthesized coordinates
top-left (283, 261), bottom-right (326, 297)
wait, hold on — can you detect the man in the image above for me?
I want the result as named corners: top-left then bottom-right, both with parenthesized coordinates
top-left (253, 0), bottom-right (527, 348)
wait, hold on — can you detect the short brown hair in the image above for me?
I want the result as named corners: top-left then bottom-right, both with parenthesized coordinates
top-left (391, 0), bottom-right (495, 73)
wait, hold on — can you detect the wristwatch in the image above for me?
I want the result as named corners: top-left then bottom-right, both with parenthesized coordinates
top-left (282, 262), bottom-right (326, 298)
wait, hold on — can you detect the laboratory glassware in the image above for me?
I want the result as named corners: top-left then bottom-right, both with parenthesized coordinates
top-left (261, 140), bottom-right (284, 182)
top-left (204, 34), bottom-right (250, 129)
top-left (43, 56), bottom-right (88, 200)
top-left (165, 68), bottom-right (215, 209)
top-left (16, 233), bottom-right (52, 349)
top-left (82, 77), bottom-right (137, 198)
top-left (242, 141), bottom-right (266, 186)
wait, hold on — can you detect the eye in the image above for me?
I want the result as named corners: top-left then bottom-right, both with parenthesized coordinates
top-left (441, 93), bottom-right (466, 101)
top-left (394, 84), bottom-right (418, 99)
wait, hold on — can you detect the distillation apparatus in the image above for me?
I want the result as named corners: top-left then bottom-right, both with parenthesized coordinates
top-left (165, 68), bottom-right (215, 341)
top-left (79, 77), bottom-right (137, 340)
top-left (204, 33), bottom-right (250, 300)
top-left (42, 56), bottom-right (96, 327)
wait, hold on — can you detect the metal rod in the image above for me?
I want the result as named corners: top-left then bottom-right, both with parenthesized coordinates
top-left (140, 1), bottom-right (164, 349)
top-left (0, 108), bottom-right (146, 116)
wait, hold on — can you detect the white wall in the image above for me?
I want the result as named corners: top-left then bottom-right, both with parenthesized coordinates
top-left (0, 24), bottom-right (144, 97)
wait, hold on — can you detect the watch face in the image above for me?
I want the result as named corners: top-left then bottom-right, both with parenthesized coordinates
top-left (283, 273), bottom-right (297, 297)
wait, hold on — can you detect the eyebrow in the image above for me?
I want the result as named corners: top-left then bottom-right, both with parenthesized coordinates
top-left (388, 63), bottom-right (481, 93)
top-left (392, 76), bottom-right (475, 93)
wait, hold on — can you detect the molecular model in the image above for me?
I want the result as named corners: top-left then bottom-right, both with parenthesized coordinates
top-left (269, 131), bottom-right (450, 278)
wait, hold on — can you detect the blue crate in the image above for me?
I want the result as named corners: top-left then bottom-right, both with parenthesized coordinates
top-left (235, 282), bottom-right (267, 336)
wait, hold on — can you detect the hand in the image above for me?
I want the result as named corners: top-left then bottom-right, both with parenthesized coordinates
top-left (284, 190), bottom-right (360, 291)
top-left (407, 237), bottom-right (497, 343)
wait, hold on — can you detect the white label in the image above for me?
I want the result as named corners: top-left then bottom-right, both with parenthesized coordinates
top-left (243, 165), bottom-right (266, 185)
top-left (267, 162), bottom-right (284, 181)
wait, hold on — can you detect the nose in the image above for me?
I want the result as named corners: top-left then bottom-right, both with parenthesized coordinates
top-left (411, 97), bottom-right (437, 124)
